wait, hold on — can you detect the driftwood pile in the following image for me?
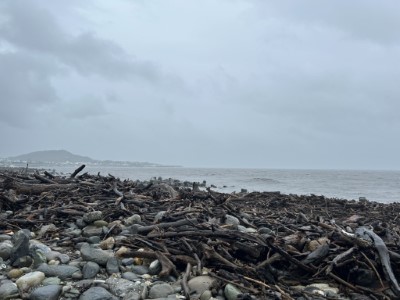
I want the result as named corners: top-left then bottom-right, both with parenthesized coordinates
top-left (1, 166), bottom-right (400, 299)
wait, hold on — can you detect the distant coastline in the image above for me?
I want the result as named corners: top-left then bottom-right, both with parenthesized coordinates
top-left (0, 149), bottom-right (180, 168)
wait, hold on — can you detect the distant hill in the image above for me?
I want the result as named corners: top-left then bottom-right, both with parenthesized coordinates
top-left (5, 150), bottom-right (173, 167)
top-left (9, 150), bottom-right (94, 163)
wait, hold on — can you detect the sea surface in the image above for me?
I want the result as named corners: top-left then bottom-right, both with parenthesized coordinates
top-left (50, 166), bottom-right (400, 204)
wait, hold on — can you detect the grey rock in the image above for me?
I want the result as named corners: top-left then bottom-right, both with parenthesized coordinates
top-left (122, 258), bottom-right (134, 266)
top-left (237, 225), bottom-right (257, 233)
top-left (0, 234), bottom-right (12, 241)
top-left (16, 271), bottom-right (45, 292)
top-left (79, 286), bottom-right (118, 300)
top-left (37, 263), bottom-right (80, 279)
top-left (45, 251), bottom-right (70, 264)
top-left (188, 276), bottom-right (217, 296)
top-left (148, 283), bottom-right (174, 299)
top-left (106, 257), bottom-right (120, 274)
top-left (87, 236), bottom-right (102, 244)
top-left (83, 211), bottom-right (103, 224)
top-left (30, 284), bottom-right (62, 300)
top-left (82, 261), bottom-right (100, 279)
top-left (94, 220), bottom-right (108, 227)
top-left (10, 230), bottom-right (30, 264)
top-left (122, 272), bottom-right (141, 281)
top-left (154, 211), bottom-right (167, 223)
top-left (131, 265), bottom-right (149, 275)
top-left (224, 215), bottom-right (240, 227)
top-left (32, 249), bottom-right (47, 268)
top-left (106, 277), bottom-right (145, 298)
top-left (224, 283), bottom-right (242, 300)
top-left (0, 241), bottom-right (13, 260)
top-left (200, 290), bottom-right (213, 300)
top-left (42, 277), bottom-right (62, 286)
top-left (37, 224), bottom-right (57, 239)
top-left (80, 243), bottom-right (113, 266)
top-left (12, 255), bottom-right (33, 267)
top-left (82, 225), bottom-right (103, 237)
top-left (0, 280), bottom-right (19, 299)
top-left (76, 218), bottom-right (87, 228)
top-left (148, 260), bottom-right (162, 275)
top-left (125, 214), bottom-right (142, 225)
top-left (258, 227), bottom-right (274, 235)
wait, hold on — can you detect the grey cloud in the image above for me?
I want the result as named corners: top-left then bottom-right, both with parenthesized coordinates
top-left (254, 1), bottom-right (400, 44)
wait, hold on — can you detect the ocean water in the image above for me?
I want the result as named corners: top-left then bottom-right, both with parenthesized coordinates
top-left (52, 166), bottom-right (400, 203)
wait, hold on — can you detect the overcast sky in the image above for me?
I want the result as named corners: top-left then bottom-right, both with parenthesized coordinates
top-left (1, 0), bottom-right (400, 169)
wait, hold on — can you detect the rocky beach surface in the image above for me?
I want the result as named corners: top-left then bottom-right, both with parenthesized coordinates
top-left (1, 166), bottom-right (400, 299)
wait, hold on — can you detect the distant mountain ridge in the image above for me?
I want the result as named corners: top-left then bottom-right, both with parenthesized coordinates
top-left (9, 150), bottom-right (94, 163)
top-left (5, 150), bottom-right (170, 167)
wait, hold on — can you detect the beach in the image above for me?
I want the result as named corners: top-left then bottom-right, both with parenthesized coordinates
top-left (1, 166), bottom-right (400, 299)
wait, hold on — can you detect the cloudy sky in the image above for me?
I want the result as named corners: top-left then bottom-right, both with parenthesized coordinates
top-left (1, 0), bottom-right (400, 169)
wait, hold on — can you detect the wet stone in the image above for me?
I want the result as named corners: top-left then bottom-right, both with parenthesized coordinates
top-left (87, 236), bottom-right (102, 244)
top-left (8, 268), bottom-right (23, 279)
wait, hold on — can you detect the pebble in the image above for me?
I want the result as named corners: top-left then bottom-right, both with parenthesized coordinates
top-left (0, 280), bottom-right (19, 299)
top-left (80, 243), bottom-right (113, 266)
top-left (32, 249), bottom-right (47, 268)
top-left (148, 283), bottom-right (175, 298)
top-left (188, 276), bottom-right (217, 296)
top-left (224, 283), bottom-right (242, 300)
top-left (125, 214), bottom-right (142, 225)
top-left (37, 263), bottom-right (81, 279)
top-left (0, 241), bottom-right (13, 260)
top-left (11, 229), bottom-right (30, 264)
top-left (131, 265), bottom-right (149, 275)
top-left (224, 215), bottom-right (240, 227)
top-left (106, 277), bottom-right (145, 298)
top-left (83, 211), bottom-right (103, 224)
top-left (82, 261), bottom-right (100, 279)
top-left (122, 271), bottom-right (141, 281)
top-left (106, 257), bottom-right (120, 274)
top-left (200, 290), bottom-right (213, 300)
top-left (148, 259), bottom-right (162, 275)
top-left (79, 286), bottom-right (118, 300)
top-left (16, 271), bottom-right (45, 292)
top-left (42, 277), bottom-right (62, 285)
top-left (82, 225), bottom-right (103, 237)
top-left (100, 237), bottom-right (115, 250)
top-left (8, 268), bottom-right (23, 279)
top-left (94, 220), bottom-right (108, 227)
top-left (30, 284), bottom-right (62, 300)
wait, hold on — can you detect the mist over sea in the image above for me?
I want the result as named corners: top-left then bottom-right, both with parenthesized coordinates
top-left (49, 166), bottom-right (400, 204)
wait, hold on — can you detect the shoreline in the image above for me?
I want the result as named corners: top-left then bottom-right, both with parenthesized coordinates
top-left (1, 167), bottom-right (400, 299)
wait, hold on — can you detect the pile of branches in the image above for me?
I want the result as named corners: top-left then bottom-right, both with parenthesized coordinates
top-left (1, 166), bottom-right (400, 299)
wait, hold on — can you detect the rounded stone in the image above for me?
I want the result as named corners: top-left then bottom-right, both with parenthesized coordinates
top-left (42, 277), bottom-right (62, 286)
top-left (0, 241), bottom-right (13, 260)
top-left (8, 268), bottom-right (23, 279)
top-left (0, 280), bottom-right (19, 299)
top-left (16, 271), bottom-right (45, 292)
top-left (93, 220), bottom-right (108, 227)
top-left (224, 283), bottom-right (242, 300)
top-left (79, 286), bottom-right (118, 300)
top-left (30, 284), bottom-right (62, 300)
top-left (148, 283), bottom-right (174, 298)
top-left (82, 261), bottom-right (100, 279)
top-left (83, 211), bottom-right (103, 224)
